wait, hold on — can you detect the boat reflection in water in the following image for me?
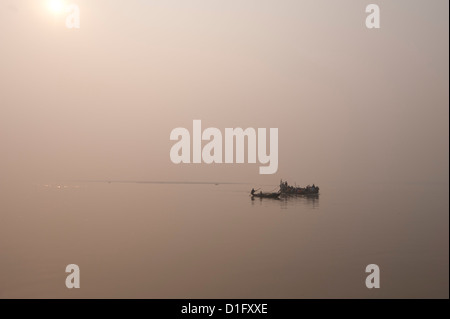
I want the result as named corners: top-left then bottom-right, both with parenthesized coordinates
top-left (250, 191), bottom-right (319, 209)
top-left (279, 193), bottom-right (319, 209)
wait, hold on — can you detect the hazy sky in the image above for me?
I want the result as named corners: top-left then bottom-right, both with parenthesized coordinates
top-left (0, 0), bottom-right (448, 185)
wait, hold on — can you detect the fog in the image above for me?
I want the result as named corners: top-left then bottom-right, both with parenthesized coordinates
top-left (1, 0), bottom-right (448, 186)
top-left (0, 0), bottom-right (448, 299)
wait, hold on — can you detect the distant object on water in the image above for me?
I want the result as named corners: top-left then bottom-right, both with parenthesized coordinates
top-left (279, 179), bottom-right (319, 195)
top-left (250, 188), bottom-right (281, 199)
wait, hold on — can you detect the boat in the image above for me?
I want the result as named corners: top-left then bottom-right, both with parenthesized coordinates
top-left (279, 179), bottom-right (319, 195)
top-left (251, 191), bottom-right (281, 199)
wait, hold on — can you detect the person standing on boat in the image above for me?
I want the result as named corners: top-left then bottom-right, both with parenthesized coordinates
top-left (251, 188), bottom-right (255, 195)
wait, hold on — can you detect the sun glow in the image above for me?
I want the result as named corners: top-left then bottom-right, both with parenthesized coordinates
top-left (48, 0), bottom-right (65, 14)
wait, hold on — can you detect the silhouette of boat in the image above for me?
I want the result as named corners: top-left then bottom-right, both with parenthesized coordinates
top-left (251, 191), bottom-right (281, 199)
top-left (279, 179), bottom-right (319, 195)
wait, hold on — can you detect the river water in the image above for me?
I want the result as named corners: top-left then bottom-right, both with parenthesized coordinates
top-left (0, 181), bottom-right (448, 298)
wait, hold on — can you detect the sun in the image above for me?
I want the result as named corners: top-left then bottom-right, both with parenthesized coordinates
top-left (47, 0), bottom-right (65, 14)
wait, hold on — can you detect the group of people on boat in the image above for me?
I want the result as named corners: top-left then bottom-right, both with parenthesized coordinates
top-left (305, 184), bottom-right (318, 192)
top-left (250, 180), bottom-right (319, 198)
top-left (279, 179), bottom-right (319, 194)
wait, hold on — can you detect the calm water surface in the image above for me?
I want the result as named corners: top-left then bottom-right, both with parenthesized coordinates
top-left (0, 181), bottom-right (448, 298)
